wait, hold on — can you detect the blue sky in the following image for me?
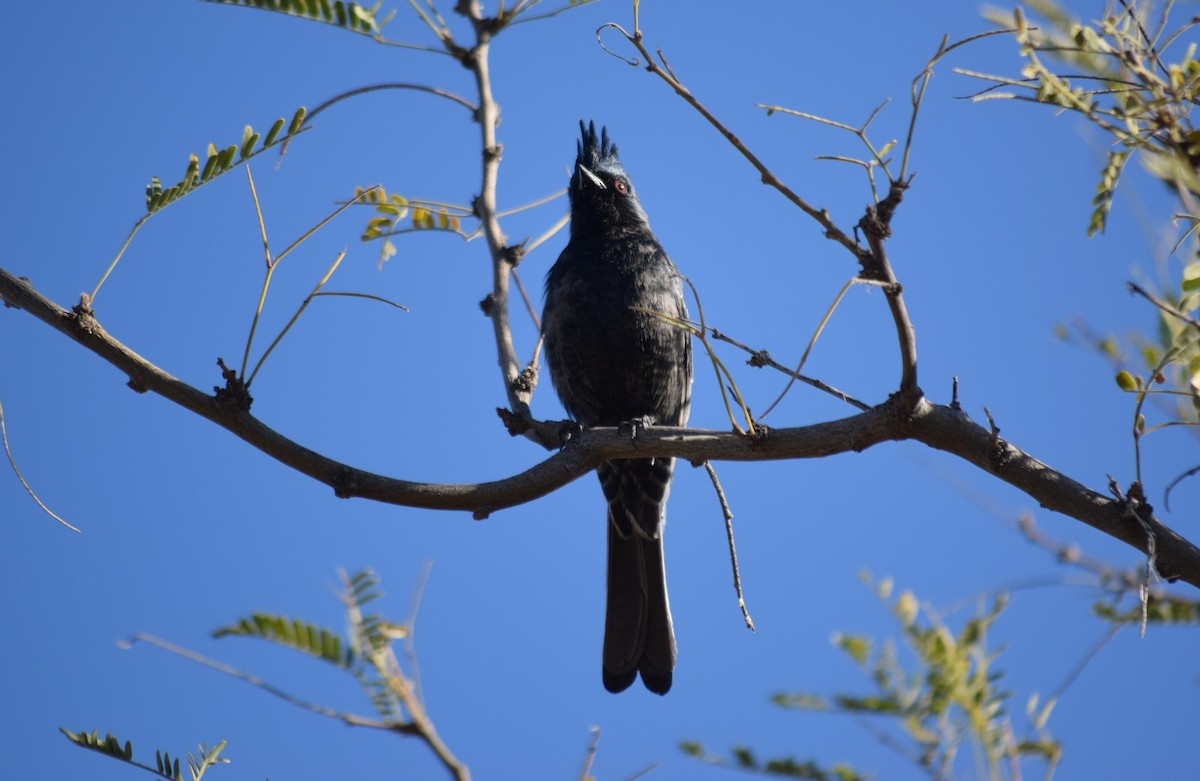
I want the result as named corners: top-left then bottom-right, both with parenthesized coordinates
top-left (1, 1), bottom-right (1196, 779)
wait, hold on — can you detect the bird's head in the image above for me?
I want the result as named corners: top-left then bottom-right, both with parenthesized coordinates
top-left (569, 120), bottom-right (649, 231)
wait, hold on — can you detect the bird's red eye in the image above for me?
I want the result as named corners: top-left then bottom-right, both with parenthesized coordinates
top-left (613, 179), bottom-right (628, 194)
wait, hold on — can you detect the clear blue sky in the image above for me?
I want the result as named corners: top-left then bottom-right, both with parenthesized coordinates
top-left (2, 1), bottom-right (1195, 779)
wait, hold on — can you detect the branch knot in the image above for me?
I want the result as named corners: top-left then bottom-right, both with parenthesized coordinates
top-left (213, 358), bottom-right (253, 414)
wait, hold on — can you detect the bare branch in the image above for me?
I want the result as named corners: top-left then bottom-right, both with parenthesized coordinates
top-left (4, 268), bottom-right (1198, 589)
top-left (605, 12), bottom-right (921, 402)
top-left (857, 180), bottom-right (920, 393)
top-left (597, 22), bottom-right (868, 264)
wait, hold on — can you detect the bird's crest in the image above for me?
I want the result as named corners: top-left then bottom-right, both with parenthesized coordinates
top-left (577, 120), bottom-right (621, 174)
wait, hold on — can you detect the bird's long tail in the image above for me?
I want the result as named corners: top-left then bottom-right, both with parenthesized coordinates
top-left (598, 457), bottom-right (677, 695)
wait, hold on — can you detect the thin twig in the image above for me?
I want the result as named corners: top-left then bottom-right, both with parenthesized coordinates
top-left (521, 210), bottom-right (570, 257)
top-left (123, 632), bottom-right (408, 732)
top-left (1128, 281), bottom-right (1200, 332)
top-left (278, 83), bottom-right (475, 163)
top-left (760, 277), bottom-right (856, 419)
top-left (404, 561), bottom-right (434, 708)
top-left (510, 267), bottom-right (542, 332)
top-left (576, 727), bottom-right (601, 781)
top-left (759, 99), bottom-right (896, 194)
top-left (1015, 513), bottom-right (1147, 592)
top-left (623, 761), bottom-right (663, 781)
top-left (308, 291), bottom-right (409, 310)
top-left (704, 461), bottom-right (753, 631)
top-left (678, 275), bottom-right (756, 434)
top-left (1109, 478), bottom-right (1160, 637)
top-left (0, 397), bottom-right (79, 532)
top-left (246, 249), bottom-right (347, 387)
top-left (310, 82), bottom-right (476, 118)
top-left (241, 165), bottom-right (274, 379)
top-left (495, 188), bottom-right (567, 218)
top-left (1164, 464), bottom-right (1200, 512)
top-left (903, 28), bottom-right (1023, 179)
top-left (242, 184), bottom-right (382, 385)
top-left (598, 21), bottom-right (867, 264)
top-left (508, 0), bottom-right (599, 26)
top-left (707, 328), bottom-right (869, 411)
top-left (1047, 621), bottom-right (1124, 703)
top-left (89, 217), bottom-right (148, 304)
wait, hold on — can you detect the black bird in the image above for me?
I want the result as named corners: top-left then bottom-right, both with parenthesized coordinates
top-left (542, 121), bottom-right (693, 695)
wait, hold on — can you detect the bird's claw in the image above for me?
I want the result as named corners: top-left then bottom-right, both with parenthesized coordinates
top-left (619, 415), bottom-right (656, 448)
top-left (558, 419), bottom-right (584, 447)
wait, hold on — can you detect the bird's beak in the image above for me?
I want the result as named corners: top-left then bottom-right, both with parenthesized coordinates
top-left (577, 164), bottom-right (607, 190)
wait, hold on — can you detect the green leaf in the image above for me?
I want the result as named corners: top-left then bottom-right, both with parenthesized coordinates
top-left (203, 0), bottom-right (385, 35)
top-left (1088, 150), bottom-right (1128, 236)
top-left (200, 153), bottom-right (221, 183)
top-left (183, 154), bottom-right (200, 189)
top-left (771, 692), bottom-right (828, 710)
top-left (833, 633), bottom-right (871, 665)
top-left (287, 106), bottom-right (307, 136)
top-left (1115, 370), bottom-right (1138, 391)
top-left (240, 128), bottom-right (260, 160)
top-left (213, 611), bottom-right (355, 668)
top-left (141, 110), bottom-right (304, 215)
top-left (1183, 260), bottom-right (1200, 292)
top-left (894, 589), bottom-right (918, 628)
top-left (263, 117), bottom-right (286, 147)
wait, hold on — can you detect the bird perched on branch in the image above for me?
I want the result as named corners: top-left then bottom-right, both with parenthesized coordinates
top-left (543, 121), bottom-right (693, 695)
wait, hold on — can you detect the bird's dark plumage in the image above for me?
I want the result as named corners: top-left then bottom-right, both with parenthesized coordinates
top-left (543, 121), bottom-right (693, 695)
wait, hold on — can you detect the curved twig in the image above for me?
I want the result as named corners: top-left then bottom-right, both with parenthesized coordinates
top-left (309, 82), bottom-right (477, 119)
top-left (0, 396), bottom-right (79, 532)
top-left (595, 22), bottom-right (640, 65)
top-left (278, 82), bottom-right (477, 161)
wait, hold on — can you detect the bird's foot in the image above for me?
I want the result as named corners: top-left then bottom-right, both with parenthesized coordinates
top-left (619, 415), bottom-right (656, 448)
top-left (557, 419), bottom-right (583, 447)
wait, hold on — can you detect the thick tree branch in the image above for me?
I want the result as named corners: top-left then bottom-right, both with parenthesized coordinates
top-left (4, 268), bottom-right (1198, 588)
top-left (858, 180), bottom-right (920, 394)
